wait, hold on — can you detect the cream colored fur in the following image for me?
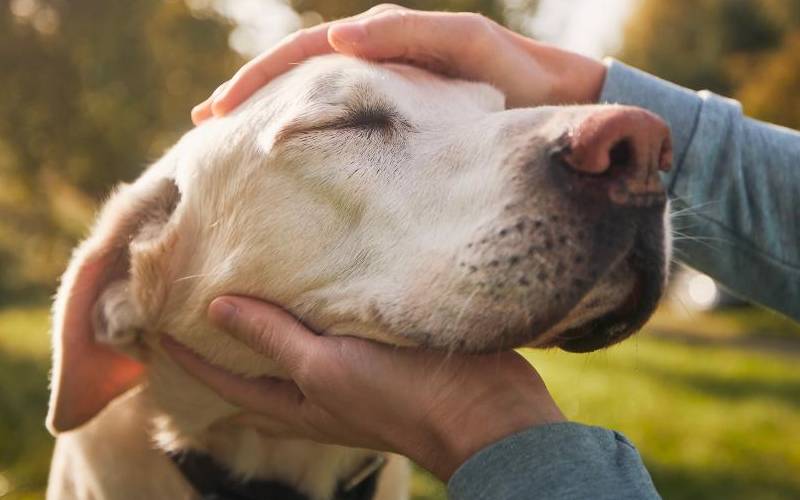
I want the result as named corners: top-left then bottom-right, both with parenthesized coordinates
top-left (47, 55), bottom-right (670, 500)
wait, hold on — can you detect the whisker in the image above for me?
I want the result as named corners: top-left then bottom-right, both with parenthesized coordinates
top-left (668, 199), bottom-right (723, 218)
top-left (449, 289), bottom-right (479, 341)
top-left (671, 235), bottom-right (733, 243)
top-left (173, 271), bottom-right (224, 284)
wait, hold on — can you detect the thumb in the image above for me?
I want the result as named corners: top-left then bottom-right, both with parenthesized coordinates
top-left (208, 296), bottom-right (320, 375)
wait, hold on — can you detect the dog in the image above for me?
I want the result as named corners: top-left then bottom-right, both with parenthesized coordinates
top-left (46, 54), bottom-right (672, 499)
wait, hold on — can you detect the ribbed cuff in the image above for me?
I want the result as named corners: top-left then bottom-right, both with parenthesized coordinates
top-left (447, 422), bottom-right (659, 500)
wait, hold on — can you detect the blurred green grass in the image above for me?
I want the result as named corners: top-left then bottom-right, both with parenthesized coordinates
top-left (0, 307), bottom-right (52, 500)
top-left (1, 306), bottom-right (799, 500)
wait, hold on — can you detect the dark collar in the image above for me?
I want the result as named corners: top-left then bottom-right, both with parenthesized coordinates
top-left (168, 449), bottom-right (383, 500)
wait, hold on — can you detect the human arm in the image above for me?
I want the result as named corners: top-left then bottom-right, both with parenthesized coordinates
top-left (600, 61), bottom-right (800, 321)
top-left (163, 296), bottom-right (661, 499)
top-left (448, 424), bottom-right (659, 500)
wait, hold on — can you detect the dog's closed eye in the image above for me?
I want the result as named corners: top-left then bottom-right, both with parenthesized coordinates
top-left (339, 105), bottom-right (398, 131)
top-left (274, 104), bottom-right (411, 145)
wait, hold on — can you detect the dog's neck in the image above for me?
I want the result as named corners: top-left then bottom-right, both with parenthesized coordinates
top-left (167, 446), bottom-right (385, 500)
top-left (143, 358), bottom-right (379, 500)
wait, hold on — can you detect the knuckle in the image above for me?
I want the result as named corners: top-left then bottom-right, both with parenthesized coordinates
top-left (376, 9), bottom-right (419, 55)
top-left (465, 12), bottom-right (488, 25)
top-left (292, 348), bottom-right (318, 384)
top-left (282, 28), bottom-right (311, 55)
top-left (395, 9), bottom-right (417, 28)
top-left (250, 320), bottom-right (279, 356)
top-left (459, 13), bottom-right (496, 55)
top-left (293, 340), bottom-right (340, 389)
top-left (466, 13), bottom-right (493, 36)
top-left (287, 28), bottom-right (308, 42)
top-left (295, 365), bottom-right (324, 398)
top-left (369, 3), bottom-right (404, 15)
top-left (231, 62), bottom-right (253, 83)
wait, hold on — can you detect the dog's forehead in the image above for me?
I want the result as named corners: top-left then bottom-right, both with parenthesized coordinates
top-left (284, 55), bottom-right (505, 113)
top-left (171, 55), bottom-right (506, 191)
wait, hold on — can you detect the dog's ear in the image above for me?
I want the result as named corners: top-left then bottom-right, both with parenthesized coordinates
top-left (47, 173), bottom-right (181, 434)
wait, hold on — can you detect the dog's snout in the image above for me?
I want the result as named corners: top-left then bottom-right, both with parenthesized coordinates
top-left (555, 107), bottom-right (673, 207)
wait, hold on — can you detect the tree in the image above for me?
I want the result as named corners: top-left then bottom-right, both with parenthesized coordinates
top-left (0, 0), bottom-right (541, 301)
top-left (290, 0), bottom-right (513, 27)
top-left (0, 0), bottom-right (241, 300)
top-left (619, 0), bottom-right (800, 129)
top-left (733, 32), bottom-right (800, 129)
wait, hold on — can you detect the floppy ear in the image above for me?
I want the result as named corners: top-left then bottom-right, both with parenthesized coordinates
top-left (47, 173), bottom-right (181, 434)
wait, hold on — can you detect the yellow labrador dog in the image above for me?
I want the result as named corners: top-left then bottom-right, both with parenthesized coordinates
top-left (47, 55), bottom-right (672, 499)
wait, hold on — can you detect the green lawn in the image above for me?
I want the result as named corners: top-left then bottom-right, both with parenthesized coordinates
top-left (0, 307), bottom-right (52, 500)
top-left (1, 306), bottom-right (799, 500)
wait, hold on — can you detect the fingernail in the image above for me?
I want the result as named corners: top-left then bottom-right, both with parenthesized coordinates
top-left (208, 298), bottom-right (239, 329)
top-left (330, 23), bottom-right (367, 44)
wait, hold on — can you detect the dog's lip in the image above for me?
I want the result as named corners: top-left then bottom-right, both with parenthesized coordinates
top-left (550, 210), bottom-right (666, 353)
top-left (555, 270), bottom-right (644, 353)
top-left (558, 238), bottom-right (667, 353)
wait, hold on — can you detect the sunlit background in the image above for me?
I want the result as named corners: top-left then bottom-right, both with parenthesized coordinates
top-left (2, 1), bottom-right (799, 499)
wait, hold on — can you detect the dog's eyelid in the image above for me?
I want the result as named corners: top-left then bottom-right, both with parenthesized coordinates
top-left (272, 102), bottom-right (412, 144)
top-left (341, 104), bottom-right (399, 130)
top-left (277, 77), bottom-right (416, 141)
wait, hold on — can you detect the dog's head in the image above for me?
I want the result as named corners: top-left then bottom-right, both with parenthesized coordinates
top-left (48, 55), bottom-right (671, 432)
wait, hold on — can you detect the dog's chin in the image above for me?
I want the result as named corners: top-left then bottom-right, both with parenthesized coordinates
top-left (490, 249), bottom-right (666, 354)
top-left (555, 272), bottom-right (645, 353)
top-left (552, 257), bottom-right (665, 353)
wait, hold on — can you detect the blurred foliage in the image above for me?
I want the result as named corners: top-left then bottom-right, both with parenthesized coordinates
top-left (0, 307), bottom-right (51, 499)
top-left (289, 0), bottom-right (538, 32)
top-left (620, 0), bottom-right (800, 129)
top-left (0, 0), bottom-right (242, 303)
top-left (292, 0), bottom-right (505, 21)
top-left (0, 0), bottom-right (538, 304)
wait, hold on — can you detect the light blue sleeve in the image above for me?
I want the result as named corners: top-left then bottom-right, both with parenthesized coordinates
top-left (447, 422), bottom-right (660, 499)
top-left (600, 59), bottom-right (800, 321)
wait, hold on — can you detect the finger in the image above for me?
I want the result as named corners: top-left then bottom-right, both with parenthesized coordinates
top-left (328, 10), bottom-right (492, 67)
top-left (191, 81), bottom-right (230, 125)
top-left (191, 97), bottom-right (213, 125)
top-left (209, 4), bottom-right (405, 116)
top-left (210, 26), bottom-right (334, 116)
top-left (161, 335), bottom-right (304, 418)
top-left (207, 296), bottom-right (320, 374)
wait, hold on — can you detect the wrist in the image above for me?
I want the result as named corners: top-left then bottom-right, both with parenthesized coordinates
top-left (418, 377), bottom-right (566, 481)
top-left (524, 39), bottom-right (608, 105)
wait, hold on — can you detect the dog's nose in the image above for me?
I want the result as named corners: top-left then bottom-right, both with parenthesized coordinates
top-left (557, 107), bottom-right (672, 206)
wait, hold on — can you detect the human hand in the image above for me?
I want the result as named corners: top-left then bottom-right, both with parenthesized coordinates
top-left (191, 5), bottom-right (607, 124)
top-left (162, 295), bottom-right (565, 481)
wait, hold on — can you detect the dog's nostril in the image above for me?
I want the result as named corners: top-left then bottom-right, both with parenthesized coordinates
top-left (554, 107), bottom-right (672, 207)
top-left (560, 107), bottom-right (671, 176)
top-left (608, 138), bottom-right (633, 171)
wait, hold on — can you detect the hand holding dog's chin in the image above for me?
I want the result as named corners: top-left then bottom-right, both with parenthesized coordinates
top-left (163, 296), bottom-right (565, 482)
top-left (416, 355), bottom-right (567, 480)
top-left (192, 7), bottom-right (607, 123)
